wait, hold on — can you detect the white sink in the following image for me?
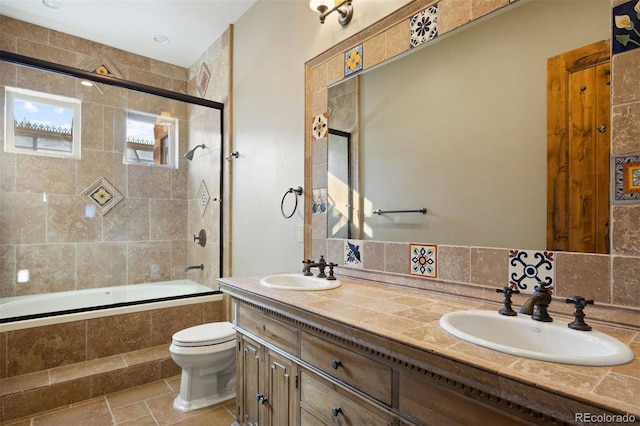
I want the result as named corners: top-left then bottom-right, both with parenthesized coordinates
top-left (259, 274), bottom-right (341, 291)
top-left (439, 310), bottom-right (634, 366)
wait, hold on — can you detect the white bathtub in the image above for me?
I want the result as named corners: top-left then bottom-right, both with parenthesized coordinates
top-left (0, 280), bottom-right (220, 330)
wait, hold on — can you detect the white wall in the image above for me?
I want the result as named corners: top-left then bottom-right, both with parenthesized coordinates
top-left (231, 0), bottom-right (411, 275)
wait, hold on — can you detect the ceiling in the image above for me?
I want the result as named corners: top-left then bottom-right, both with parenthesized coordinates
top-left (0, 0), bottom-right (257, 68)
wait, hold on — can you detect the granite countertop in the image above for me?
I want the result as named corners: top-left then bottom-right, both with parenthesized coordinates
top-left (219, 275), bottom-right (640, 418)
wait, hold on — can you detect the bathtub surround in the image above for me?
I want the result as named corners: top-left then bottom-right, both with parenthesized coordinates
top-left (0, 16), bottom-right (232, 314)
top-left (0, 294), bottom-right (224, 422)
top-left (307, 0), bottom-right (640, 319)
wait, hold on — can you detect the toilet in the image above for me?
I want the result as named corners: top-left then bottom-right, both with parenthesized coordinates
top-left (169, 321), bottom-right (236, 412)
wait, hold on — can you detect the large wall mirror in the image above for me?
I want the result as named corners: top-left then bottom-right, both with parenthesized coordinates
top-left (326, 0), bottom-right (610, 253)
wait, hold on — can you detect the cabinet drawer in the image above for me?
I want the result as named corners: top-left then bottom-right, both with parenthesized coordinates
top-left (236, 304), bottom-right (298, 354)
top-left (300, 332), bottom-right (392, 405)
top-left (300, 372), bottom-right (392, 426)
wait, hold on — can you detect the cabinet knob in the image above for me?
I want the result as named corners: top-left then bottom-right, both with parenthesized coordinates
top-left (331, 360), bottom-right (342, 369)
top-left (331, 406), bottom-right (342, 417)
top-left (256, 393), bottom-right (268, 405)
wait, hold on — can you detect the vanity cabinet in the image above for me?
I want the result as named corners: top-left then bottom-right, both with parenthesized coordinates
top-left (229, 296), bottom-right (579, 426)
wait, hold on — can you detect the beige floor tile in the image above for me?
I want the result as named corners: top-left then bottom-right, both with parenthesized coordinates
top-left (32, 398), bottom-right (112, 426)
top-left (106, 380), bottom-right (174, 409)
top-left (112, 401), bottom-right (152, 424)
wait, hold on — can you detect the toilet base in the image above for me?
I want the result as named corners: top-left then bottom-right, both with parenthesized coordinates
top-left (173, 388), bottom-right (236, 412)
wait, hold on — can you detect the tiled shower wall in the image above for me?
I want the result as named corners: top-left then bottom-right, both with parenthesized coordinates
top-left (308, 0), bottom-right (640, 314)
top-left (0, 16), bottom-right (224, 297)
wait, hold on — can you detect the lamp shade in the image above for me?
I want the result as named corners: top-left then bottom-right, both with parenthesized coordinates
top-left (309, 0), bottom-right (331, 13)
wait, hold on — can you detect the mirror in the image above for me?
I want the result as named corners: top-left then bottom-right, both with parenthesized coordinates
top-left (326, 0), bottom-right (610, 251)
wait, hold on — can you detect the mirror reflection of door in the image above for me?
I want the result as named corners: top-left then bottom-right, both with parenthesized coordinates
top-left (547, 40), bottom-right (611, 254)
top-left (328, 128), bottom-right (352, 239)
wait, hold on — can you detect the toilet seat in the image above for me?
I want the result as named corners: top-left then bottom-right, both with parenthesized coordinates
top-left (172, 321), bottom-right (235, 347)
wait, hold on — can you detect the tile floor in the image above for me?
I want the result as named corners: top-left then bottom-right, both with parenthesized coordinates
top-left (1, 376), bottom-right (236, 426)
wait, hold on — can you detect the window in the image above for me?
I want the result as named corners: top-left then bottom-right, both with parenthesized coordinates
top-left (125, 110), bottom-right (178, 168)
top-left (4, 87), bottom-right (82, 159)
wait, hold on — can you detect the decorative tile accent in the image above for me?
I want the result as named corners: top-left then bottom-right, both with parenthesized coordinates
top-left (312, 188), bottom-right (327, 213)
top-left (344, 45), bottom-right (363, 77)
top-left (82, 56), bottom-right (123, 94)
top-left (197, 180), bottom-right (210, 216)
top-left (312, 113), bottom-right (328, 140)
top-left (613, 1), bottom-right (640, 55)
top-left (81, 177), bottom-right (124, 216)
top-left (508, 250), bottom-right (555, 294)
top-left (344, 239), bottom-right (363, 268)
top-left (410, 5), bottom-right (438, 49)
top-left (410, 244), bottom-right (437, 278)
top-left (613, 155), bottom-right (640, 204)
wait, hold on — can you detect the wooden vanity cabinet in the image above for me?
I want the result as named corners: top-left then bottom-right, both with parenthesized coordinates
top-left (231, 299), bottom-right (560, 426)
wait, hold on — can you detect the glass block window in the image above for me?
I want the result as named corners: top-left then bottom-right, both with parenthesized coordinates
top-left (125, 110), bottom-right (178, 168)
top-left (4, 87), bottom-right (82, 159)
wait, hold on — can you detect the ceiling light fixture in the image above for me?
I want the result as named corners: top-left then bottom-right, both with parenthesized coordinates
top-left (153, 35), bottom-right (170, 44)
top-left (42, 0), bottom-right (63, 9)
top-left (309, 0), bottom-right (353, 26)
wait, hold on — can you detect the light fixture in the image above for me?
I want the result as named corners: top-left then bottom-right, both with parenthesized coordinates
top-left (309, 0), bottom-right (353, 26)
top-left (42, 0), bottom-right (63, 9)
top-left (80, 80), bottom-right (93, 87)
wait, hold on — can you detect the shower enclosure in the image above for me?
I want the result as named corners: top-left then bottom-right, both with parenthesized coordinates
top-left (0, 51), bottom-right (226, 322)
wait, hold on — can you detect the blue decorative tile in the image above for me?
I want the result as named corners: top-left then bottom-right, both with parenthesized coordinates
top-left (344, 239), bottom-right (363, 268)
top-left (410, 244), bottom-right (437, 278)
top-left (312, 188), bottom-right (328, 213)
top-left (613, 155), bottom-right (640, 204)
top-left (508, 250), bottom-right (555, 294)
top-left (410, 5), bottom-right (438, 49)
top-left (344, 45), bottom-right (363, 77)
top-left (613, 1), bottom-right (640, 54)
top-left (312, 112), bottom-right (328, 140)
top-left (81, 177), bottom-right (124, 216)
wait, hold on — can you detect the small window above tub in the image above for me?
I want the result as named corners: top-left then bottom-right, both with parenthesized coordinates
top-left (4, 87), bottom-right (82, 159)
top-left (125, 110), bottom-right (178, 168)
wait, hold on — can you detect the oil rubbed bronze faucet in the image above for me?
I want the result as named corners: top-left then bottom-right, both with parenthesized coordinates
top-left (518, 285), bottom-right (553, 322)
top-left (301, 255), bottom-right (337, 280)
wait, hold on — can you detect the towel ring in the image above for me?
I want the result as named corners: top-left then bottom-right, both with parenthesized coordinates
top-left (281, 186), bottom-right (303, 219)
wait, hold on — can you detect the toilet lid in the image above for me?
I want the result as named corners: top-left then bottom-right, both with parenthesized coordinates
top-left (172, 322), bottom-right (235, 347)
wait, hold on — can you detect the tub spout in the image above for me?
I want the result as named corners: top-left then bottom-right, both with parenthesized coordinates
top-left (184, 264), bottom-right (204, 272)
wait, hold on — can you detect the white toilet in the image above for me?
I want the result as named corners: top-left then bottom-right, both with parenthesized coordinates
top-left (169, 321), bottom-right (236, 412)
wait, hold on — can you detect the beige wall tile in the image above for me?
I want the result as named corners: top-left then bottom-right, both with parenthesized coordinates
top-left (47, 195), bottom-right (102, 243)
top-left (612, 256), bottom-right (640, 306)
top-left (103, 198), bottom-right (150, 242)
top-left (0, 16), bottom-right (48, 45)
top-left (385, 21), bottom-right (410, 60)
top-left (611, 102), bottom-right (640, 155)
top-left (15, 244), bottom-right (76, 295)
top-left (612, 205), bottom-right (640, 257)
top-left (76, 242), bottom-right (127, 289)
top-left (87, 312), bottom-right (152, 359)
top-left (472, 0), bottom-right (509, 20)
top-left (470, 247), bottom-right (508, 287)
top-left (149, 199), bottom-right (187, 241)
top-left (363, 241), bottom-right (385, 271)
top-left (127, 241), bottom-right (172, 284)
top-left (0, 246), bottom-right (16, 298)
top-left (150, 304), bottom-right (203, 346)
top-left (327, 54), bottom-right (344, 87)
top-left (554, 252), bottom-right (611, 303)
top-left (612, 50), bottom-right (640, 105)
top-left (7, 321), bottom-right (87, 376)
top-left (437, 245), bottom-right (470, 283)
top-left (363, 33), bottom-right (385, 70)
top-left (0, 192), bottom-right (46, 245)
top-left (385, 242), bottom-right (410, 274)
top-left (90, 363), bottom-right (160, 397)
top-left (17, 38), bottom-right (79, 68)
top-left (438, 0), bottom-right (473, 35)
top-left (77, 150), bottom-right (116, 196)
top-left (15, 155), bottom-right (77, 195)
top-left (171, 240), bottom-right (188, 280)
top-left (127, 164), bottom-right (172, 199)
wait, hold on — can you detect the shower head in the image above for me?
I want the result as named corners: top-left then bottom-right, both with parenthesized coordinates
top-left (183, 144), bottom-right (206, 161)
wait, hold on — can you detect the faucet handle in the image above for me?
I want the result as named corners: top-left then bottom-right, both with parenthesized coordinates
top-left (565, 296), bottom-right (594, 331)
top-left (326, 263), bottom-right (337, 280)
top-left (495, 287), bottom-right (519, 316)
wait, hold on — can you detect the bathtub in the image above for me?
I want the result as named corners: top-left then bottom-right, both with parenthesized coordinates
top-left (0, 279), bottom-right (221, 330)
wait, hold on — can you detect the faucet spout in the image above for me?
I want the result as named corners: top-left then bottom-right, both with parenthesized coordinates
top-left (518, 286), bottom-right (553, 322)
top-left (184, 264), bottom-right (204, 272)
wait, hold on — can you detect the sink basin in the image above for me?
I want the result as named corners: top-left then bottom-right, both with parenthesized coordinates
top-left (439, 310), bottom-right (634, 366)
top-left (259, 274), bottom-right (341, 291)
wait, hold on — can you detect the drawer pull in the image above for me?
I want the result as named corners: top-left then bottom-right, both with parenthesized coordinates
top-left (332, 407), bottom-right (342, 417)
top-left (256, 393), bottom-right (268, 405)
top-left (331, 360), bottom-right (342, 369)
top-left (262, 324), bottom-right (266, 331)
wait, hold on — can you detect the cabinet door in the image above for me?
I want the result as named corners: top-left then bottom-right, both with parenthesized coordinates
top-left (266, 349), bottom-right (297, 426)
top-left (241, 336), bottom-right (263, 426)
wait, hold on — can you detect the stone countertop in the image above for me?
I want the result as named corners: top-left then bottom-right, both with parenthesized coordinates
top-left (218, 275), bottom-right (640, 419)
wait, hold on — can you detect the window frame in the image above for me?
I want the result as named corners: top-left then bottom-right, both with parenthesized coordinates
top-left (4, 86), bottom-right (82, 160)
top-left (124, 109), bottom-right (179, 169)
